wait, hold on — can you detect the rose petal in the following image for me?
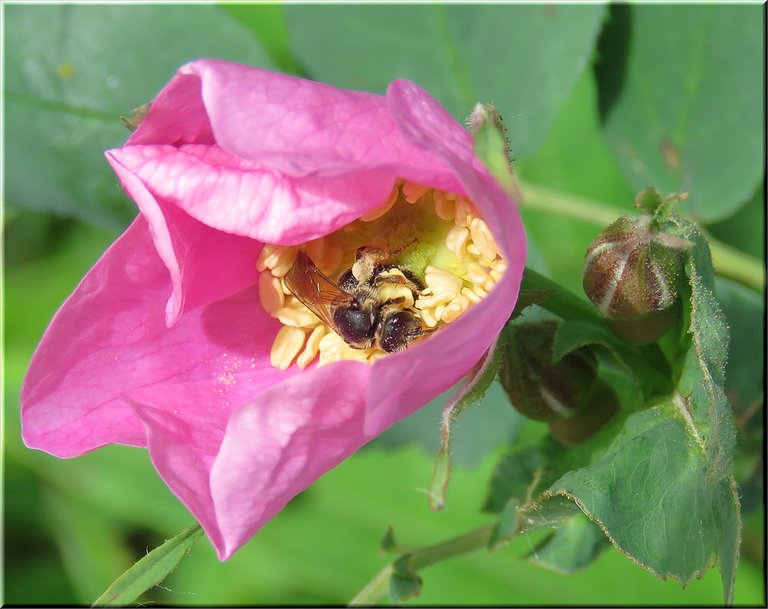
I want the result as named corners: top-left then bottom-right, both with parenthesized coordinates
top-left (107, 149), bottom-right (262, 325)
top-left (127, 370), bottom-right (275, 554)
top-left (22, 218), bottom-right (295, 458)
top-left (360, 80), bottom-right (526, 434)
top-left (179, 59), bottom-right (449, 180)
top-left (127, 72), bottom-right (215, 147)
top-left (113, 60), bottom-right (467, 243)
top-left (210, 361), bottom-right (372, 558)
top-left (108, 143), bottom-right (397, 246)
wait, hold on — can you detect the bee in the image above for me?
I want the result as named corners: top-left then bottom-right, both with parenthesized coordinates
top-left (284, 244), bottom-right (429, 353)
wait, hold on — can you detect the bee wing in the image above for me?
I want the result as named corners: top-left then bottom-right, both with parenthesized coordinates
top-left (284, 251), bottom-right (352, 328)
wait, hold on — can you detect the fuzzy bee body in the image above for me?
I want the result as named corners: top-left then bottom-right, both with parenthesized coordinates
top-left (284, 247), bottom-right (428, 353)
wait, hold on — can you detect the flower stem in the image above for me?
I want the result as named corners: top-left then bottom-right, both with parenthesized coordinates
top-left (348, 525), bottom-right (495, 606)
top-left (518, 180), bottom-right (765, 292)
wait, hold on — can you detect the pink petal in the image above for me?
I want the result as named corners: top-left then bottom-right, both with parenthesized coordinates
top-left (127, 72), bottom-right (215, 147)
top-left (177, 59), bottom-right (448, 179)
top-left (112, 60), bottom-right (466, 243)
top-left (106, 149), bottom-right (262, 325)
top-left (21, 218), bottom-right (295, 458)
top-left (126, 370), bottom-right (277, 554)
top-left (361, 80), bottom-right (526, 434)
top-left (108, 143), bottom-right (398, 246)
top-left (210, 361), bottom-right (372, 559)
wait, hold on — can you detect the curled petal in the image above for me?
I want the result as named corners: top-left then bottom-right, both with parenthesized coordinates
top-left (22, 219), bottom-right (295, 458)
top-left (114, 60), bottom-right (465, 243)
top-left (362, 80), bottom-right (526, 434)
top-left (211, 361), bottom-right (372, 558)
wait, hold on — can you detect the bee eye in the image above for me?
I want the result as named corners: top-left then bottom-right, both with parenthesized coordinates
top-left (333, 307), bottom-right (375, 344)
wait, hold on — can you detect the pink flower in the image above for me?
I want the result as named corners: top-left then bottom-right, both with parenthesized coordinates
top-left (21, 60), bottom-right (526, 559)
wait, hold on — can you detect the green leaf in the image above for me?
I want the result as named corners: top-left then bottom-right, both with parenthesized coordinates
top-left (519, 494), bottom-right (581, 532)
top-left (5, 4), bottom-right (272, 229)
top-left (428, 343), bottom-right (502, 510)
top-left (598, 5), bottom-right (764, 222)
top-left (510, 289), bottom-right (554, 320)
top-left (488, 499), bottom-right (520, 550)
top-left (482, 445), bottom-right (547, 514)
top-left (223, 5), bottom-right (306, 75)
top-left (92, 524), bottom-right (203, 607)
top-left (471, 105), bottom-right (517, 195)
top-left (633, 186), bottom-right (666, 215)
top-left (380, 526), bottom-right (399, 554)
top-left (526, 514), bottom-right (609, 574)
top-left (706, 183), bottom-right (765, 261)
top-left (553, 319), bottom-right (672, 398)
top-left (715, 277), bottom-right (764, 422)
top-left (389, 556), bottom-right (423, 603)
top-left (517, 69), bottom-right (635, 207)
top-left (546, 402), bottom-right (739, 600)
top-left (284, 4), bottom-right (605, 159)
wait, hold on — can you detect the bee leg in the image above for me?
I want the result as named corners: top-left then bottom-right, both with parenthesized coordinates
top-left (354, 239), bottom-right (418, 264)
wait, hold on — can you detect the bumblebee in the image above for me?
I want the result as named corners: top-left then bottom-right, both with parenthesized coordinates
top-left (284, 245), bottom-right (428, 353)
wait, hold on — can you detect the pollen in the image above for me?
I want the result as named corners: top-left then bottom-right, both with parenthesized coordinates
top-left (259, 179), bottom-right (507, 370)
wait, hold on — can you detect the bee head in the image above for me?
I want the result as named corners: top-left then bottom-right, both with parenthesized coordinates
top-left (332, 301), bottom-right (377, 349)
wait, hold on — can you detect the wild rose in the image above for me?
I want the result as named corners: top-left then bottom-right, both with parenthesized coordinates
top-left (21, 60), bottom-right (526, 559)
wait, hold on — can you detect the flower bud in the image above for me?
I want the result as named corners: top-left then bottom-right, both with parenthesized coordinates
top-left (500, 321), bottom-right (594, 421)
top-left (548, 379), bottom-right (619, 446)
top-left (583, 214), bottom-right (688, 345)
top-left (500, 321), bottom-right (618, 444)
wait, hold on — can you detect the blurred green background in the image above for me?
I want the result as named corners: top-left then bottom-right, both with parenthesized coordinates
top-left (3, 4), bottom-right (764, 605)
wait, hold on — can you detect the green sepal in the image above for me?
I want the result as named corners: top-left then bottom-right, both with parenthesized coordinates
top-left (488, 499), bottom-right (520, 550)
top-left (389, 555), bottom-right (423, 604)
top-left (92, 524), bottom-right (203, 607)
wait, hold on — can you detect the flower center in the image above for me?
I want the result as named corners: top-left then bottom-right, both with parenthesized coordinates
top-left (258, 180), bottom-right (507, 370)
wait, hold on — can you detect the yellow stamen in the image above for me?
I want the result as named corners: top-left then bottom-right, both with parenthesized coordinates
top-left (260, 180), bottom-right (507, 370)
top-left (270, 326), bottom-right (307, 370)
top-left (297, 325), bottom-right (327, 369)
top-left (446, 225), bottom-right (470, 261)
top-left (275, 306), bottom-right (320, 328)
top-left (441, 294), bottom-right (470, 323)
top-left (461, 287), bottom-right (482, 304)
top-left (361, 184), bottom-right (400, 221)
top-left (469, 217), bottom-right (499, 261)
top-left (258, 272), bottom-right (284, 315)
top-left (402, 182), bottom-right (429, 204)
top-left (434, 191), bottom-right (456, 220)
top-left (257, 245), bottom-right (298, 277)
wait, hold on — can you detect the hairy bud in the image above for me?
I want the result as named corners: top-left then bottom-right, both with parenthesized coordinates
top-left (500, 321), bottom-right (618, 445)
top-left (583, 206), bottom-right (689, 344)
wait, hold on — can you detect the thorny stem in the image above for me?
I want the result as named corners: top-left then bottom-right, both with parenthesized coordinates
top-left (518, 180), bottom-right (765, 293)
top-left (348, 525), bottom-right (495, 606)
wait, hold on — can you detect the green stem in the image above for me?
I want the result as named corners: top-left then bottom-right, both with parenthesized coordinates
top-left (348, 525), bottom-right (494, 606)
top-left (518, 180), bottom-right (765, 293)
top-left (520, 267), bottom-right (603, 324)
